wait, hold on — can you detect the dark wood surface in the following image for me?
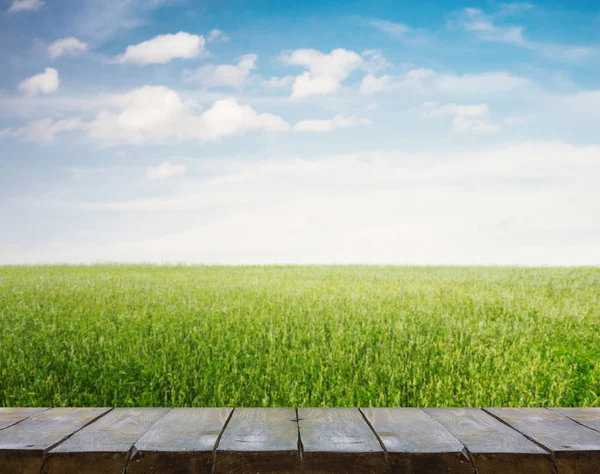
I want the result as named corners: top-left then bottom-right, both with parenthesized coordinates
top-left (0, 407), bottom-right (110, 474)
top-left (214, 408), bottom-right (300, 473)
top-left (127, 407), bottom-right (232, 474)
top-left (0, 408), bottom-right (48, 431)
top-left (362, 408), bottom-right (473, 473)
top-left (486, 407), bottom-right (600, 474)
top-left (43, 408), bottom-right (170, 474)
top-left (0, 407), bottom-right (599, 473)
top-left (298, 408), bottom-right (387, 473)
top-left (425, 408), bottom-right (555, 474)
top-left (552, 408), bottom-right (600, 433)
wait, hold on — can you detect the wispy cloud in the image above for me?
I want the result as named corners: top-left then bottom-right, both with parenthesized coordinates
top-left (146, 161), bottom-right (186, 180)
top-left (361, 18), bottom-right (433, 45)
top-left (184, 54), bottom-right (257, 88)
top-left (421, 102), bottom-right (499, 133)
top-left (70, 0), bottom-right (178, 43)
top-left (359, 68), bottom-right (529, 96)
top-left (455, 7), bottom-right (597, 62)
top-left (6, 0), bottom-right (44, 14)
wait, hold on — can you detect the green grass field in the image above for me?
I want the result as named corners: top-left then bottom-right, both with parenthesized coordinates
top-left (1, 266), bottom-right (599, 408)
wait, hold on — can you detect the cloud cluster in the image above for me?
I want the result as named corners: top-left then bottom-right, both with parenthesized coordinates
top-left (18, 68), bottom-right (60, 96)
top-left (86, 86), bottom-right (289, 145)
top-left (282, 48), bottom-right (364, 98)
top-left (117, 32), bottom-right (206, 65)
top-left (11, 142), bottom-right (599, 265)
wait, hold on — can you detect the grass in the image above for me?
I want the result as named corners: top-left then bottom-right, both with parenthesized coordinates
top-left (0, 265), bottom-right (599, 408)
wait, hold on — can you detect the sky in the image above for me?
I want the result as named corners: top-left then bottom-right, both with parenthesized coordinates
top-left (0, 0), bottom-right (599, 265)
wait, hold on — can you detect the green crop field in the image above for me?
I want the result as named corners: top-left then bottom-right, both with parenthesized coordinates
top-left (0, 265), bottom-right (599, 408)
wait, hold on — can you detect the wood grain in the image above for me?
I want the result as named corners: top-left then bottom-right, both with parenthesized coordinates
top-left (0, 407), bottom-right (109, 474)
top-left (214, 408), bottom-right (299, 473)
top-left (551, 408), bottom-right (600, 433)
top-left (486, 407), bottom-right (600, 474)
top-left (298, 408), bottom-right (387, 473)
top-left (426, 408), bottom-right (554, 474)
top-left (43, 408), bottom-right (170, 474)
top-left (361, 408), bottom-right (474, 473)
top-left (0, 408), bottom-right (48, 431)
top-left (127, 407), bottom-right (232, 474)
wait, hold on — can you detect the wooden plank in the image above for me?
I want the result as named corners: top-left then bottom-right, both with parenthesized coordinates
top-left (298, 408), bottom-right (387, 473)
top-left (425, 408), bottom-right (554, 474)
top-left (0, 407), bottom-right (109, 474)
top-left (486, 407), bottom-right (600, 474)
top-left (361, 408), bottom-right (474, 473)
top-left (0, 408), bottom-right (48, 431)
top-left (127, 408), bottom-right (232, 474)
top-left (43, 408), bottom-right (170, 474)
top-left (551, 408), bottom-right (600, 433)
top-left (214, 408), bottom-right (299, 473)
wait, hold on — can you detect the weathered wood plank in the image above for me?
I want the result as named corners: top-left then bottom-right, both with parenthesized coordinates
top-left (298, 408), bottom-right (387, 473)
top-left (0, 407), bottom-right (109, 474)
top-left (0, 408), bottom-right (48, 431)
top-left (486, 407), bottom-right (600, 474)
top-left (127, 407), bottom-right (232, 474)
top-left (361, 408), bottom-right (474, 473)
top-left (43, 408), bottom-right (170, 474)
top-left (425, 408), bottom-right (554, 474)
top-left (214, 408), bottom-right (299, 473)
top-left (551, 408), bottom-right (600, 433)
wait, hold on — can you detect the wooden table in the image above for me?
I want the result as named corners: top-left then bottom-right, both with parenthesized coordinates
top-left (0, 407), bottom-right (599, 473)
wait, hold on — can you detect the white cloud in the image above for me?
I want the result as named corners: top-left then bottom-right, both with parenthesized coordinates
top-left (48, 37), bottom-right (88, 58)
top-left (2, 86), bottom-right (291, 146)
top-left (11, 142), bottom-right (599, 265)
top-left (117, 32), bottom-right (205, 65)
top-left (1, 118), bottom-right (83, 143)
top-left (456, 8), bottom-right (597, 62)
top-left (18, 68), bottom-right (59, 96)
top-left (185, 54), bottom-right (257, 88)
top-left (360, 74), bottom-right (393, 95)
top-left (146, 162), bottom-right (186, 181)
top-left (207, 29), bottom-right (229, 43)
top-left (261, 76), bottom-right (295, 88)
top-left (294, 114), bottom-right (371, 132)
top-left (282, 48), bottom-right (364, 98)
top-left (7, 0), bottom-right (44, 13)
top-left (86, 85), bottom-right (290, 145)
top-left (422, 102), bottom-right (499, 133)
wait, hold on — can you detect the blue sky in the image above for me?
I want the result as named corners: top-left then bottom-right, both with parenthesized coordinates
top-left (0, 0), bottom-right (599, 264)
